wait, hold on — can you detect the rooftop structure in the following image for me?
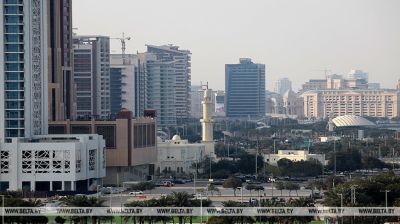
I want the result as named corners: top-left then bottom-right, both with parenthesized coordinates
top-left (264, 150), bottom-right (326, 166)
top-left (332, 115), bottom-right (375, 128)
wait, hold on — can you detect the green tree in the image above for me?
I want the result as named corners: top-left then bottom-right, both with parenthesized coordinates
top-left (223, 176), bottom-right (242, 196)
top-left (129, 182), bottom-right (156, 191)
top-left (207, 184), bottom-right (220, 196)
top-left (324, 172), bottom-right (400, 224)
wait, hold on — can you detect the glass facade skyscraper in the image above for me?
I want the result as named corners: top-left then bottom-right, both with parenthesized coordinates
top-left (225, 58), bottom-right (266, 118)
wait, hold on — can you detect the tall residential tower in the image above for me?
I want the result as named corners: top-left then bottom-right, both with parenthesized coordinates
top-left (1, 0), bottom-right (49, 142)
top-left (146, 45), bottom-right (191, 127)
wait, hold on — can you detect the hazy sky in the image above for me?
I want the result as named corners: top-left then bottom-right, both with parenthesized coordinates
top-left (73, 0), bottom-right (400, 91)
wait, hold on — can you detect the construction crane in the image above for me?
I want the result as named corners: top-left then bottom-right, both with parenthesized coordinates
top-left (111, 32), bottom-right (131, 64)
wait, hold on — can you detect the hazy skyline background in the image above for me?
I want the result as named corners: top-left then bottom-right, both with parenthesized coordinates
top-left (73, 0), bottom-right (400, 91)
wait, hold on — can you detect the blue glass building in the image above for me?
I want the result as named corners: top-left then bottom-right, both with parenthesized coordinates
top-left (225, 58), bottom-right (266, 118)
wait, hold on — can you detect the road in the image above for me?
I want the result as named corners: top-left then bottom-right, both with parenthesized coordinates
top-left (102, 182), bottom-right (313, 207)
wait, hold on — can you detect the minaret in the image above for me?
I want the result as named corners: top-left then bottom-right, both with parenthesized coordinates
top-left (200, 83), bottom-right (216, 157)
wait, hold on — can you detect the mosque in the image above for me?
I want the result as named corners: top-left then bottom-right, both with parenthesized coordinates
top-left (156, 85), bottom-right (216, 175)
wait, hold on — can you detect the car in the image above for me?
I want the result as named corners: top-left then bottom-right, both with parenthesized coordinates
top-left (129, 191), bottom-right (143, 196)
top-left (193, 194), bottom-right (208, 200)
top-left (173, 179), bottom-right (186, 184)
top-left (163, 181), bottom-right (174, 187)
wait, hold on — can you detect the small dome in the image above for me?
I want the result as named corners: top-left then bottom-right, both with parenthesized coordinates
top-left (172, 135), bottom-right (181, 141)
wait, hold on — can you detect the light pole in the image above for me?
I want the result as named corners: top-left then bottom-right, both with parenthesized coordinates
top-left (209, 155), bottom-right (212, 180)
top-left (350, 185), bottom-right (358, 205)
top-left (200, 191), bottom-right (203, 224)
top-left (0, 195), bottom-right (4, 224)
top-left (193, 158), bottom-right (198, 195)
top-left (337, 193), bottom-right (343, 224)
top-left (97, 185), bottom-right (101, 200)
top-left (107, 187), bottom-right (112, 208)
top-left (255, 136), bottom-right (259, 179)
top-left (237, 187), bottom-right (243, 204)
top-left (380, 190), bottom-right (390, 208)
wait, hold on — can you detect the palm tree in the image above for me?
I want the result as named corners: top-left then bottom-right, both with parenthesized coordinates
top-left (221, 201), bottom-right (254, 224)
top-left (3, 195), bottom-right (47, 224)
top-left (170, 192), bottom-right (193, 224)
top-left (61, 195), bottom-right (105, 224)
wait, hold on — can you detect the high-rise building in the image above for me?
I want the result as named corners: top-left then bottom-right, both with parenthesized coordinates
top-left (73, 36), bottom-right (111, 118)
top-left (303, 89), bottom-right (400, 119)
top-left (146, 45), bottom-right (191, 126)
top-left (138, 52), bottom-right (176, 127)
top-left (47, 0), bottom-right (75, 121)
top-left (225, 58), bottom-right (266, 118)
top-left (1, 0), bottom-right (49, 141)
top-left (214, 90), bottom-right (225, 116)
top-left (348, 69), bottom-right (368, 82)
top-left (273, 77), bottom-right (292, 95)
top-left (110, 54), bottom-right (140, 115)
top-left (301, 73), bottom-right (369, 92)
top-left (0, 0), bottom-right (105, 191)
top-left (190, 85), bottom-right (203, 119)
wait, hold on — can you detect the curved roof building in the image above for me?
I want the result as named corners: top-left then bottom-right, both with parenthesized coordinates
top-left (332, 115), bottom-right (375, 128)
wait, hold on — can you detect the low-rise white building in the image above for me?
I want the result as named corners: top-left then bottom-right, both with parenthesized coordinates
top-left (264, 150), bottom-right (326, 166)
top-left (0, 134), bottom-right (106, 192)
top-left (157, 135), bottom-right (205, 175)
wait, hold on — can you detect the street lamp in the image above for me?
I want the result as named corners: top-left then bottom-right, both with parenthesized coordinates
top-left (237, 187), bottom-right (244, 204)
top-left (0, 195), bottom-right (5, 224)
top-left (193, 158), bottom-right (198, 195)
top-left (199, 191), bottom-right (204, 224)
top-left (107, 187), bottom-right (112, 208)
top-left (350, 185), bottom-right (358, 205)
top-left (97, 185), bottom-right (101, 200)
top-left (380, 190), bottom-right (390, 208)
top-left (337, 193), bottom-right (343, 224)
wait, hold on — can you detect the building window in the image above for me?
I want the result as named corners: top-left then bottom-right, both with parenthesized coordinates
top-left (89, 149), bottom-right (96, 170)
top-left (95, 125), bottom-right (116, 148)
top-left (71, 125), bottom-right (91, 134)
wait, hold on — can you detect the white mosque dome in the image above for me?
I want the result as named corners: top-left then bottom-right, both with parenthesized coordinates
top-left (171, 135), bottom-right (181, 141)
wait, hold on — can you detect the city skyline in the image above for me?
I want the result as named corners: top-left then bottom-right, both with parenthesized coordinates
top-left (73, 0), bottom-right (400, 91)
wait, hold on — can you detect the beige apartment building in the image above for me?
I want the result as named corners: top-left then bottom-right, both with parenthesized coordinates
top-left (303, 90), bottom-right (400, 119)
top-left (49, 110), bottom-right (157, 184)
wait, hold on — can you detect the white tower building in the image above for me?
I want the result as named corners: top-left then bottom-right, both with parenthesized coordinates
top-left (200, 85), bottom-right (215, 157)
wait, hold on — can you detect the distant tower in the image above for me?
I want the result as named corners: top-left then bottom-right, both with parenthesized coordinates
top-left (397, 79), bottom-right (400, 90)
top-left (200, 83), bottom-right (216, 157)
top-left (327, 111), bottom-right (335, 132)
